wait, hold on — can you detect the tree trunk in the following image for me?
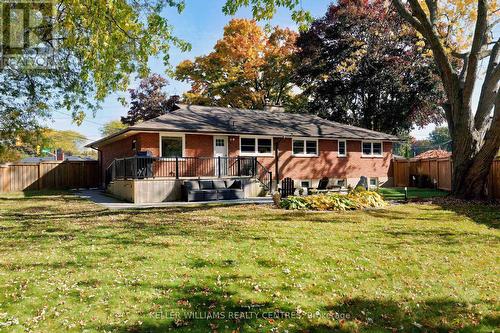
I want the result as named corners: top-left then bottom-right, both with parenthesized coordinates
top-left (450, 103), bottom-right (500, 199)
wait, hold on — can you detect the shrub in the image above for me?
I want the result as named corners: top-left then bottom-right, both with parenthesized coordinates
top-left (353, 185), bottom-right (367, 193)
top-left (280, 191), bottom-right (386, 211)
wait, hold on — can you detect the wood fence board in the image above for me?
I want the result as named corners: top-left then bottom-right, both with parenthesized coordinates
top-left (393, 157), bottom-right (499, 198)
top-left (0, 161), bottom-right (99, 193)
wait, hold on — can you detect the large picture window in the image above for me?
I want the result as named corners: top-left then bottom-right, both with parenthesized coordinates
top-left (362, 141), bottom-right (383, 157)
top-left (161, 136), bottom-right (183, 157)
top-left (240, 137), bottom-right (273, 155)
top-left (292, 139), bottom-right (318, 156)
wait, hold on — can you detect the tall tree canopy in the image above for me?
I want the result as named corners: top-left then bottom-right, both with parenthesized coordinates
top-left (0, 0), bottom-right (189, 149)
top-left (121, 74), bottom-right (179, 125)
top-left (41, 129), bottom-right (88, 155)
top-left (292, 0), bottom-right (444, 135)
top-left (101, 120), bottom-right (128, 137)
top-left (429, 126), bottom-right (451, 148)
top-left (223, 0), bottom-right (500, 198)
top-left (175, 19), bottom-right (298, 109)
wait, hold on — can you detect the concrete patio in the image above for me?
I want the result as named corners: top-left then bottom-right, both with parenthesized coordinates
top-left (77, 189), bottom-right (273, 210)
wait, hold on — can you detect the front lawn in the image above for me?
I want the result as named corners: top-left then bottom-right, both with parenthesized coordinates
top-left (0, 192), bottom-right (498, 332)
top-left (379, 187), bottom-right (449, 200)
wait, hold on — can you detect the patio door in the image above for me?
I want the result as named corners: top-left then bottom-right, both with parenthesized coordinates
top-left (214, 136), bottom-right (228, 176)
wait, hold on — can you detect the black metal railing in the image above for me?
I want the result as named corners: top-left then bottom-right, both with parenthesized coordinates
top-left (105, 156), bottom-right (273, 191)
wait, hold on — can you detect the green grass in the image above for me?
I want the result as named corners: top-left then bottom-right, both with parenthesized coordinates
top-left (0, 191), bottom-right (499, 332)
top-left (379, 187), bottom-right (449, 200)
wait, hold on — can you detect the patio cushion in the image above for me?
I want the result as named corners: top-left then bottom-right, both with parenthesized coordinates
top-left (212, 180), bottom-right (227, 189)
top-left (326, 178), bottom-right (338, 189)
top-left (227, 179), bottom-right (242, 189)
top-left (184, 180), bottom-right (200, 191)
top-left (317, 177), bottom-right (329, 190)
top-left (199, 180), bottom-right (214, 189)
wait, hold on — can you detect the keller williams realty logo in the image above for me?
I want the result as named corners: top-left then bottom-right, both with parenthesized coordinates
top-left (1, 0), bottom-right (56, 70)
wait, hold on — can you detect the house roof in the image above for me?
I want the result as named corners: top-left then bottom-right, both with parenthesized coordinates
top-left (87, 104), bottom-right (399, 148)
top-left (19, 156), bottom-right (96, 163)
top-left (414, 149), bottom-right (452, 160)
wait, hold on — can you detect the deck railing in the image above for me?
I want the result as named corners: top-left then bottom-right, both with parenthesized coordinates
top-left (105, 156), bottom-right (272, 191)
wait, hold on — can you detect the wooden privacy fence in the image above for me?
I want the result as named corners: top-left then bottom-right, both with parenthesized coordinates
top-left (393, 157), bottom-right (500, 198)
top-left (0, 161), bottom-right (99, 193)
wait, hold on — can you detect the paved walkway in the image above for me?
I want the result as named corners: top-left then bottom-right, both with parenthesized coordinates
top-left (77, 189), bottom-right (273, 210)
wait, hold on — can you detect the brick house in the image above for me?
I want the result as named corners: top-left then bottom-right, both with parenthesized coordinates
top-left (87, 104), bottom-right (398, 203)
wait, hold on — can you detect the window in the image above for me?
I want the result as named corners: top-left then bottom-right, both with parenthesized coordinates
top-left (369, 177), bottom-right (378, 187)
top-left (161, 136), bottom-right (183, 158)
top-left (338, 140), bottom-right (346, 157)
top-left (292, 139), bottom-right (318, 156)
top-left (215, 138), bottom-right (225, 147)
top-left (240, 137), bottom-right (273, 155)
top-left (362, 141), bottom-right (383, 156)
top-left (258, 138), bottom-right (272, 154)
top-left (300, 180), bottom-right (310, 188)
top-left (240, 138), bottom-right (256, 153)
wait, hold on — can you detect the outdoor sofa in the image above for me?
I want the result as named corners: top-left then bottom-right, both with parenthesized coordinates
top-left (308, 177), bottom-right (345, 194)
top-left (182, 179), bottom-right (244, 202)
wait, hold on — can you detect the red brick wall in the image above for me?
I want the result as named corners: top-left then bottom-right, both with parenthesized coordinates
top-left (137, 133), bottom-right (159, 156)
top-left (100, 134), bottom-right (138, 183)
top-left (228, 137), bottom-right (393, 180)
top-left (100, 132), bottom-right (393, 184)
top-left (185, 134), bottom-right (213, 157)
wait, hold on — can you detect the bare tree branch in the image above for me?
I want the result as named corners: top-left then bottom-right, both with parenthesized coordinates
top-left (404, 0), bottom-right (456, 99)
top-left (424, 0), bottom-right (438, 25)
top-left (475, 38), bottom-right (500, 130)
top-left (391, 0), bottom-right (424, 32)
top-left (463, 0), bottom-right (489, 107)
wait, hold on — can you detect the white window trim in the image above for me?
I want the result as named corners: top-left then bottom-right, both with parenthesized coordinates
top-left (292, 137), bottom-right (319, 157)
top-left (159, 132), bottom-right (185, 158)
top-left (369, 177), bottom-right (379, 188)
top-left (338, 140), bottom-right (347, 157)
top-left (239, 135), bottom-right (274, 157)
top-left (361, 141), bottom-right (383, 158)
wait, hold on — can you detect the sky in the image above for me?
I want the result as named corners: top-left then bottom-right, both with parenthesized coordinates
top-left (45, 0), bottom-right (442, 144)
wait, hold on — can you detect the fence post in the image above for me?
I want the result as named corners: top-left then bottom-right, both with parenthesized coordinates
top-left (269, 172), bottom-right (273, 193)
top-left (37, 163), bottom-right (41, 190)
top-left (253, 157), bottom-right (257, 177)
top-left (133, 157), bottom-right (138, 179)
top-left (123, 159), bottom-right (126, 179)
top-left (217, 156), bottom-right (221, 178)
top-left (175, 156), bottom-right (179, 179)
top-left (237, 156), bottom-right (241, 177)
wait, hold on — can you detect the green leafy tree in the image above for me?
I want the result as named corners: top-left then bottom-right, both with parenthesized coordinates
top-left (428, 127), bottom-right (451, 149)
top-left (101, 120), bottom-right (128, 137)
top-left (41, 129), bottom-right (88, 155)
top-left (0, 0), bottom-right (190, 150)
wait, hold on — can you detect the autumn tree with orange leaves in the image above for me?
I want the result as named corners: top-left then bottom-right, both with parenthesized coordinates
top-left (175, 19), bottom-right (298, 109)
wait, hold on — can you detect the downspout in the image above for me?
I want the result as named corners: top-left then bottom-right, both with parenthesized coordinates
top-left (274, 137), bottom-right (284, 191)
top-left (90, 146), bottom-right (103, 189)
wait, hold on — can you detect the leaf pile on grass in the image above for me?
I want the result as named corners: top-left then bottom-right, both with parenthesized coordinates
top-left (280, 191), bottom-right (386, 211)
